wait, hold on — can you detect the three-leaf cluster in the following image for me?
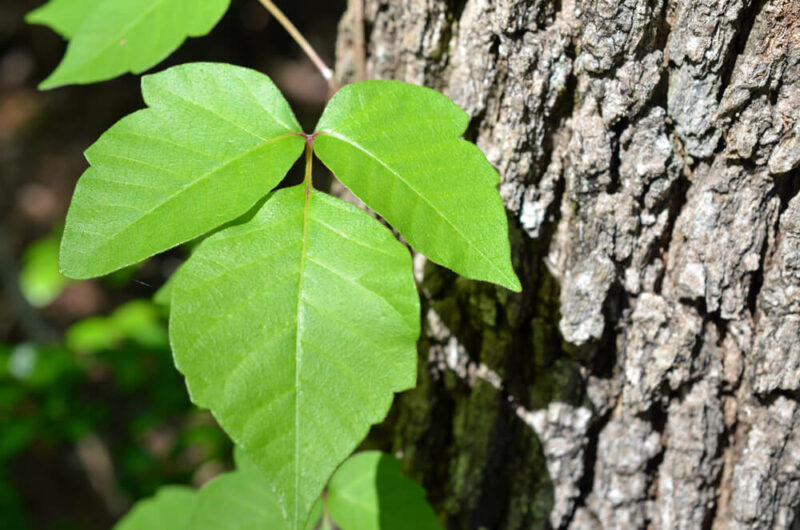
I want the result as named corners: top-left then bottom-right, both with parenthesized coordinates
top-left (59, 61), bottom-right (518, 527)
top-left (30, 1), bottom-right (519, 527)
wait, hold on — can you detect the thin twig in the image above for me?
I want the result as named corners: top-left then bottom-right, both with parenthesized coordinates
top-left (257, 0), bottom-right (338, 91)
top-left (352, 0), bottom-right (366, 81)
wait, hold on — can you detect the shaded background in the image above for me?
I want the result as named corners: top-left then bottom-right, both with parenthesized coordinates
top-left (0, 1), bottom-right (345, 527)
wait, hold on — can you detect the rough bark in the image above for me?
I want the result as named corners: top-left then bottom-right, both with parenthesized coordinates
top-left (336, 1), bottom-right (800, 528)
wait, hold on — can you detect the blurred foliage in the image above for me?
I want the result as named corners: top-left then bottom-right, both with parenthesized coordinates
top-left (18, 234), bottom-right (69, 308)
top-left (0, 294), bottom-right (231, 530)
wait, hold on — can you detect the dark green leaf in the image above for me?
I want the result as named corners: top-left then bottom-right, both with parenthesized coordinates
top-left (115, 486), bottom-right (196, 530)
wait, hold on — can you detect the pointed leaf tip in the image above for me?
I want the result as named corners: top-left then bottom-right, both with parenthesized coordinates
top-left (314, 80), bottom-right (519, 291)
top-left (59, 63), bottom-right (304, 278)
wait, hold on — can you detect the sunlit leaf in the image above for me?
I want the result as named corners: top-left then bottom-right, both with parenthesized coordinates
top-left (66, 300), bottom-right (166, 353)
top-left (115, 486), bottom-right (196, 530)
top-left (34, 0), bottom-right (231, 89)
top-left (60, 63), bottom-right (304, 278)
top-left (314, 81), bottom-right (520, 291)
top-left (170, 185), bottom-right (420, 529)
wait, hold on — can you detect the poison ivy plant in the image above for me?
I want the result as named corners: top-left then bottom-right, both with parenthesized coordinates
top-left (114, 451), bottom-right (439, 530)
top-left (27, 0), bottom-right (230, 89)
top-left (327, 451), bottom-right (441, 530)
top-left (315, 82), bottom-right (520, 291)
top-left (58, 60), bottom-right (518, 527)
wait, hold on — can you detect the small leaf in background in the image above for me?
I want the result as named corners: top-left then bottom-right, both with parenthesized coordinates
top-left (65, 316), bottom-right (118, 354)
top-left (59, 63), bottom-right (305, 279)
top-left (19, 235), bottom-right (69, 308)
top-left (170, 185), bottom-right (420, 529)
top-left (114, 452), bottom-right (290, 530)
top-left (30, 0), bottom-right (231, 89)
top-left (152, 275), bottom-right (174, 310)
top-left (25, 0), bottom-right (97, 39)
top-left (314, 80), bottom-right (521, 292)
top-left (66, 300), bottom-right (167, 354)
top-left (111, 300), bottom-right (168, 350)
top-left (115, 485), bottom-right (196, 530)
top-left (327, 451), bottom-right (441, 530)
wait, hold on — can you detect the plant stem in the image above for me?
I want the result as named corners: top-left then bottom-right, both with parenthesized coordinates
top-left (304, 137), bottom-right (314, 191)
top-left (257, 0), bottom-right (337, 90)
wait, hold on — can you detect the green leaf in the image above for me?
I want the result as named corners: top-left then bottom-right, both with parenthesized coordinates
top-left (170, 185), bottom-right (420, 529)
top-left (36, 0), bottom-right (231, 89)
top-left (314, 80), bottom-right (521, 292)
top-left (19, 235), bottom-right (69, 307)
top-left (115, 485), bottom-right (196, 530)
top-left (60, 63), bottom-right (304, 279)
top-left (115, 457), bottom-right (297, 530)
top-left (327, 451), bottom-right (441, 530)
top-left (189, 469), bottom-right (287, 530)
top-left (26, 0), bottom-right (98, 39)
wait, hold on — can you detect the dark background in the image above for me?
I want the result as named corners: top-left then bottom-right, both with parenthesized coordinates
top-left (0, 1), bottom-right (345, 527)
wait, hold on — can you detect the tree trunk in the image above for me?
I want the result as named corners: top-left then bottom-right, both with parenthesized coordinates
top-left (335, 1), bottom-right (800, 529)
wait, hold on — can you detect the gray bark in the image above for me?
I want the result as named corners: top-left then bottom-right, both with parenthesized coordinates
top-left (335, 1), bottom-right (800, 528)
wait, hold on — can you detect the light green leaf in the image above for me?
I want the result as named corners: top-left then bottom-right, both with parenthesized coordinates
top-left (60, 63), bottom-right (304, 279)
top-left (170, 185), bottom-right (420, 529)
top-left (19, 235), bottom-right (69, 307)
top-left (189, 469), bottom-right (287, 530)
top-left (314, 80), bottom-right (521, 292)
top-left (327, 451), bottom-right (441, 530)
top-left (115, 453), bottom-right (292, 530)
top-left (152, 276), bottom-right (174, 309)
top-left (114, 485), bottom-right (196, 530)
top-left (37, 0), bottom-right (230, 89)
top-left (26, 0), bottom-right (98, 39)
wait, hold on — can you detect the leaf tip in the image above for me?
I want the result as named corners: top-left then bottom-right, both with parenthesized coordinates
top-left (506, 274), bottom-right (522, 293)
top-left (38, 72), bottom-right (65, 91)
top-left (24, 6), bottom-right (53, 29)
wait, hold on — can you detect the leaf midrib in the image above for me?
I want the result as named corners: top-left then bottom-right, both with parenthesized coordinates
top-left (316, 131), bottom-right (515, 287)
top-left (293, 186), bottom-right (312, 529)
